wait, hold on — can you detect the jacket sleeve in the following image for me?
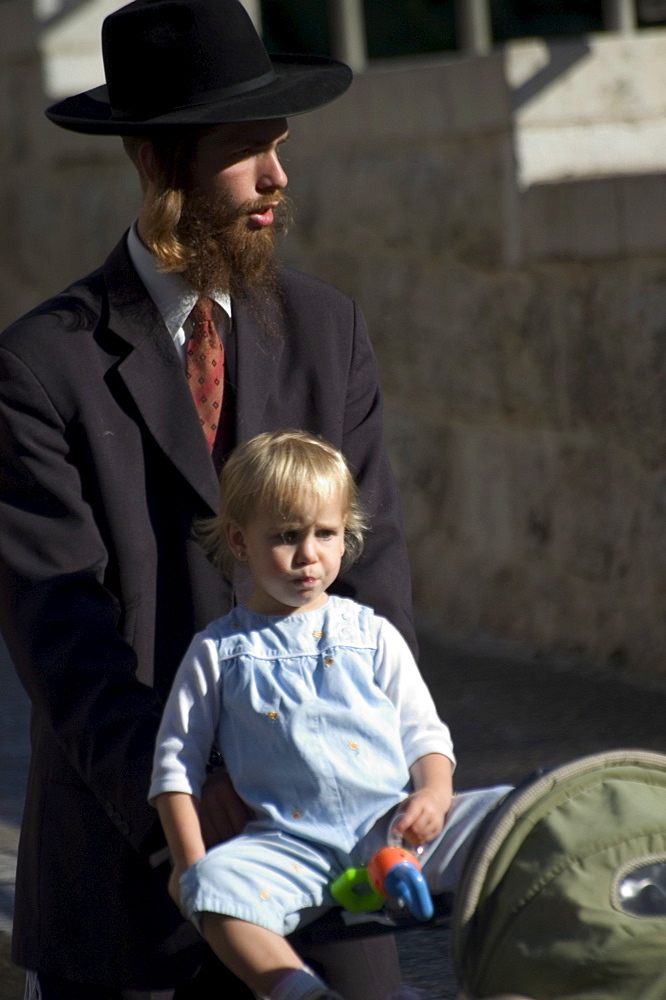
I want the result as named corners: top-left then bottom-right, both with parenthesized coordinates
top-left (0, 343), bottom-right (163, 855)
top-left (333, 300), bottom-right (418, 656)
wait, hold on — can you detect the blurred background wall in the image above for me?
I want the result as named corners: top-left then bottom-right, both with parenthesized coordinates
top-left (4, 0), bottom-right (666, 678)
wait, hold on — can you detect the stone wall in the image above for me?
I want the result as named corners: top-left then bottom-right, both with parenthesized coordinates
top-left (0, 1), bottom-right (137, 321)
top-left (281, 48), bottom-right (666, 679)
top-left (4, 0), bottom-right (666, 678)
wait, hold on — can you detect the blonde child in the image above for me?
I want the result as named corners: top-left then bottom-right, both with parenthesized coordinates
top-left (149, 430), bottom-right (509, 1000)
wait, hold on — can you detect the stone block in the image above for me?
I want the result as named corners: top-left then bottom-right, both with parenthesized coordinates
top-left (296, 50), bottom-right (511, 148)
top-left (515, 119), bottom-right (666, 188)
top-left (507, 30), bottom-right (666, 185)
top-left (524, 178), bottom-right (623, 260)
top-left (620, 174), bottom-right (666, 255)
top-left (37, 0), bottom-right (120, 100)
top-left (507, 31), bottom-right (666, 126)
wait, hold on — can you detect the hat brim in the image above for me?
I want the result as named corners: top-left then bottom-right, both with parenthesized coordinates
top-left (45, 54), bottom-right (352, 134)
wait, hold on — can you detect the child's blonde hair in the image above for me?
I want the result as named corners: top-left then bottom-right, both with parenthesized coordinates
top-left (198, 429), bottom-right (367, 576)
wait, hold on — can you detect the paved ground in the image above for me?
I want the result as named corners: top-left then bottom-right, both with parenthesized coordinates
top-left (2, 622), bottom-right (666, 997)
top-left (0, 634), bottom-right (29, 940)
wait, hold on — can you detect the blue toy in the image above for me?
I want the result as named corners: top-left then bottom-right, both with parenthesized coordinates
top-left (330, 818), bottom-right (434, 921)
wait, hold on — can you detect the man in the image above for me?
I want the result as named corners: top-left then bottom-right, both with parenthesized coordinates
top-left (0, 1), bottom-right (415, 997)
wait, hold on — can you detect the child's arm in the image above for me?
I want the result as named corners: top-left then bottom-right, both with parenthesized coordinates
top-left (391, 752), bottom-right (454, 848)
top-left (154, 791), bottom-right (207, 908)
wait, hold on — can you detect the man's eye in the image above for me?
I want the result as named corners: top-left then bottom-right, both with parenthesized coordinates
top-left (317, 530), bottom-right (333, 540)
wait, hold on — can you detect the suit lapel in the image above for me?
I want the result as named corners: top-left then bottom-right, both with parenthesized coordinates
top-left (102, 237), bottom-right (220, 513)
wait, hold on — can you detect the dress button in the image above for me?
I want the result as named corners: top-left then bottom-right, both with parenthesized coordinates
top-left (313, 630), bottom-right (323, 639)
top-left (291, 809), bottom-right (302, 819)
top-left (324, 656), bottom-right (334, 667)
top-left (348, 741), bottom-right (359, 751)
top-left (267, 711), bottom-right (278, 721)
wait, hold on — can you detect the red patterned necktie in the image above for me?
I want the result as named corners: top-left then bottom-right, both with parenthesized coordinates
top-left (186, 297), bottom-right (225, 451)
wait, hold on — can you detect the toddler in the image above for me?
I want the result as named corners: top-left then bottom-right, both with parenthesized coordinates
top-left (149, 429), bottom-right (509, 1000)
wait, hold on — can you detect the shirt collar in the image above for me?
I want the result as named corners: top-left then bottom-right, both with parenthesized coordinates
top-left (126, 223), bottom-right (231, 343)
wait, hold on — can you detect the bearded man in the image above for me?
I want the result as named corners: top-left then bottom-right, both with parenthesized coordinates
top-left (0, 2), bottom-right (416, 998)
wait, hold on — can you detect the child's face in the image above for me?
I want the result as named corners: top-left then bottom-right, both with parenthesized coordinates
top-left (227, 492), bottom-right (347, 616)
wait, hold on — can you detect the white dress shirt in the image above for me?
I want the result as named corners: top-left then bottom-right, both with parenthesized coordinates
top-left (126, 222), bottom-right (232, 365)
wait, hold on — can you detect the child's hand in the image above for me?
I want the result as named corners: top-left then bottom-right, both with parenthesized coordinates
top-left (392, 786), bottom-right (452, 847)
top-left (393, 753), bottom-right (454, 847)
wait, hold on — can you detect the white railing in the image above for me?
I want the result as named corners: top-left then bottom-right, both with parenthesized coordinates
top-left (33, 1), bottom-right (649, 74)
top-left (454, 0), bottom-right (493, 55)
top-left (322, 0), bottom-right (643, 69)
top-left (603, 0), bottom-right (638, 31)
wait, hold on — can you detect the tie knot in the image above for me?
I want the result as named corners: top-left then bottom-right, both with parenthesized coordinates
top-left (190, 296), bottom-right (219, 347)
top-left (190, 296), bottom-right (216, 325)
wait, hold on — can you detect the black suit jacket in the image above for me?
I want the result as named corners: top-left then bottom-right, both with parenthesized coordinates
top-left (0, 236), bottom-right (414, 988)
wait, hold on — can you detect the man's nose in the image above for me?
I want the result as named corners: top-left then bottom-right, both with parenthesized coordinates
top-left (257, 149), bottom-right (288, 191)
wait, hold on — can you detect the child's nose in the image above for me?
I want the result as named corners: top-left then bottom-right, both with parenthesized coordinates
top-left (296, 538), bottom-right (316, 563)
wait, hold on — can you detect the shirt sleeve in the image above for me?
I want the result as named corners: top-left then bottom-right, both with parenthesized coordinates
top-left (148, 633), bottom-right (221, 803)
top-left (373, 616), bottom-right (456, 771)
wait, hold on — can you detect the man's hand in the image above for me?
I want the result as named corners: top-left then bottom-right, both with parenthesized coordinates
top-left (199, 768), bottom-right (253, 847)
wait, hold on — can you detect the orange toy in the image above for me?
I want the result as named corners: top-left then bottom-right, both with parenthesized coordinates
top-left (367, 844), bottom-right (433, 920)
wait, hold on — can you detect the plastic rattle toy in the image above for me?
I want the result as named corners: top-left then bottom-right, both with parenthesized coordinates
top-left (330, 815), bottom-right (434, 921)
top-left (367, 843), bottom-right (433, 921)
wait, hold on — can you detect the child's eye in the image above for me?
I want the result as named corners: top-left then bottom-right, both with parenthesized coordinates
top-left (278, 531), bottom-right (297, 544)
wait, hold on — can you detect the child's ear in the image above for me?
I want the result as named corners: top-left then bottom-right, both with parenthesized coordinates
top-left (225, 521), bottom-right (247, 562)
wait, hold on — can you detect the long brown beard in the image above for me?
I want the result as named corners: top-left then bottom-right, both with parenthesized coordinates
top-left (175, 188), bottom-right (292, 299)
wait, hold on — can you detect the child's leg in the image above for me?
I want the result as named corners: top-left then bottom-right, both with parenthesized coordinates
top-left (200, 912), bottom-right (307, 996)
top-left (180, 831), bottom-right (344, 998)
top-left (421, 786), bottom-right (512, 893)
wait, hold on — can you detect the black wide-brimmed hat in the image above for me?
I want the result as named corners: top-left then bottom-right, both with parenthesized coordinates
top-left (45, 0), bottom-right (352, 134)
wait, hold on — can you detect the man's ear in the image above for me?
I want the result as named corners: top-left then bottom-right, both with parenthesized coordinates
top-left (137, 139), bottom-right (159, 187)
top-left (225, 521), bottom-right (247, 562)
